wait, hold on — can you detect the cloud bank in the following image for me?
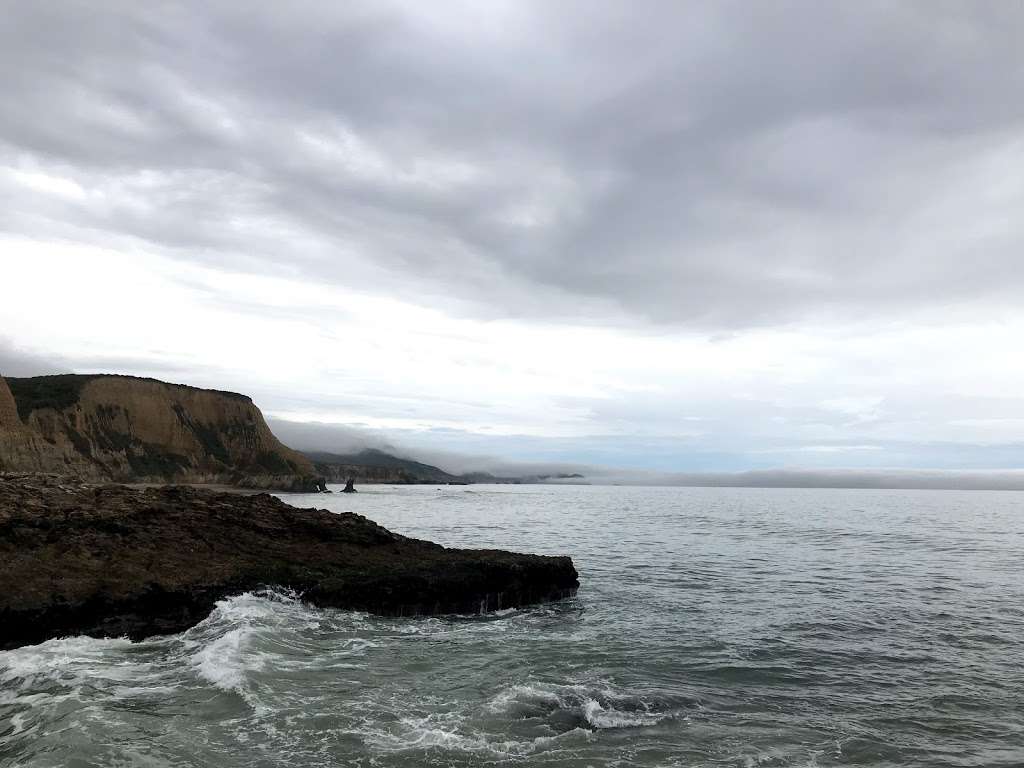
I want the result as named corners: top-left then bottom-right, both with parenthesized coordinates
top-left (2, 2), bottom-right (1023, 476)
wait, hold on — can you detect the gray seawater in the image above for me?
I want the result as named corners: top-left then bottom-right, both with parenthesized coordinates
top-left (2, 484), bottom-right (1023, 767)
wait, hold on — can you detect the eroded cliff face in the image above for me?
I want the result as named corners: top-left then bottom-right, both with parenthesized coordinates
top-left (0, 374), bottom-right (324, 491)
top-left (1, 385), bottom-right (57, 475)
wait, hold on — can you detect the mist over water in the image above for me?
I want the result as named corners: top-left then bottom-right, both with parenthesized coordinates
top-left (2, 484), bottom-right (1023, 767)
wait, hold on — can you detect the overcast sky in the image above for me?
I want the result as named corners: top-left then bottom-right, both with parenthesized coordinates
top-left (2, 1), bottom-right (1023, 474)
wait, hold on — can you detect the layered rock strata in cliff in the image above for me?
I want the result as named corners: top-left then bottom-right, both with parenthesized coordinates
top-left (0, 374), bottom-right (323, 491)
top-left (0, 475), bottom-right (580, 650)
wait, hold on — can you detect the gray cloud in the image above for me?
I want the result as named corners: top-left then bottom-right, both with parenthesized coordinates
top-left (4, 2), bottom-right (1024, 480)
top-left (264, 412), bottom-right (1024, 478)
top-left (0, 337), bottom-right (68, 377)
top-left (3, 2), bottom-right (1023, 327)
top-left (267, 418), bottom-right (400, 457)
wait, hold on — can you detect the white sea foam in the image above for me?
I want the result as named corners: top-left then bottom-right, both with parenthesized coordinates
top-left (487, 679), bottom-right (672, 729)
top-left (0, 635), bottom-right (134, 687)
top-left (203, 587), bottom-right (313, 627)
top-left (178, 588), bottom-right (379, 715)
top-left (7, 710), bottom-right (28, 737)
top-left (0, 634), bottom-right (165, 750)
top-left (3, 483), bottom-right (1019, 768)
top-left (190, 626), bottom-right (259, 692)
top-left (364, 712), bottom-right (594, 757)
top-left (181, 590), bottom-right (303, 704)
top-left (486, 682), bottom-right (564, 713)
top-left (581, 697), bottom-right (668, 728)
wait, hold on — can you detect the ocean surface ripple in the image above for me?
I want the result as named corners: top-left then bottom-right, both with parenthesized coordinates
top-left (2, 484), bottom-right (1023, 766)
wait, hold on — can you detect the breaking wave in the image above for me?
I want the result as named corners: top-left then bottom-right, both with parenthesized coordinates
top-left (4, 484), bottom-right (1024, 767)
top-left (488, 680), bottom-right (677, 730)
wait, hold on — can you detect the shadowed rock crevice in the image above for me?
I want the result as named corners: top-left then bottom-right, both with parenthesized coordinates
top-left (0, 475), bottom-right (580, 650)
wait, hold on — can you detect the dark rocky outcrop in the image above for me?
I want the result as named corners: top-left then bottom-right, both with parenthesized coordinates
top-left (0, 474), bottom-right (579, 650)
top-left (0, 374), bottom-right (324, 492)
top-left (342, 478), bottom-right (357, 493)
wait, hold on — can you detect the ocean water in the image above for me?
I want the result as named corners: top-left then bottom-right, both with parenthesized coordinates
top-left (2, 484), bottom-right (1023, 767)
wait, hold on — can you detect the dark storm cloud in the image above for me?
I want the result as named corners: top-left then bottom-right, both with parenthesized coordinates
top-left (2, 1), bottom-right (1023, 326)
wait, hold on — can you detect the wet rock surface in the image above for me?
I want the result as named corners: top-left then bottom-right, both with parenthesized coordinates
top-left (0, 474), bottom-right (579, 650)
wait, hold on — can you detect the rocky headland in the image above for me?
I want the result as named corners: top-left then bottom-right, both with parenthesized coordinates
top-left (304, 448), bottom-right (585, 486)
top-left (306, 448), bottom-right (462, 485)
top-left (0, 374), bottom-right (325, 492)
top-left (0, 474), bottom-right (580, 650)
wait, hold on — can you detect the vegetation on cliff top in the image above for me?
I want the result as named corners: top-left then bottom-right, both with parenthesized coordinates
top-left (4, 373), bottom-right (252, 421)
top-left (6, 374), bottom-right (98, 421)
top-left (305, 448), bottom-right (460, 483)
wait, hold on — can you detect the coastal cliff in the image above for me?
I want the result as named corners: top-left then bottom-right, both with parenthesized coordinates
top-left (0, 475), bottom-right (580, 649)
top-left (0, 374), bottom-right (323, 491)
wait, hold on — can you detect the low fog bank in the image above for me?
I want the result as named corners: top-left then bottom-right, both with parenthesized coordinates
top-left (6, 339), bottom-right (1020, 491)
top-left (600, 468), bottom-right (1024, 491)
top-left (267, 418), bottom-right (593, 478)
top-left (267, 419), bottom-right (403, 458)
top-left (268, 419), bottom-right (1024, 490)
top-left (530, 466), bottom-right (1024, 491)
top-left (517, 466), bottom-right (1024, 491)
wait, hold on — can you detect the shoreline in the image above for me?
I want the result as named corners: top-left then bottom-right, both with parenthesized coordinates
top-left (0, 474), bottom-right (579, 650)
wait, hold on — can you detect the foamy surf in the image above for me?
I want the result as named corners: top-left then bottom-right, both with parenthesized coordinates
top-left (363, 712), bottom-right (596, 757)
top-left (189, 625), bottom-right (260, 693)
top-left (487, 679), bottom-right (674, 731)
top-left (4, 484), bottom-right (1022, 767)
top-left (177, 589), bottom-right (331, 712)
top-left (581, 698), bottom-right (669, 728)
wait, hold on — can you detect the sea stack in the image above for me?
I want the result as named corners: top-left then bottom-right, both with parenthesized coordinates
top-left (342, 478), bottom-right (357, 493)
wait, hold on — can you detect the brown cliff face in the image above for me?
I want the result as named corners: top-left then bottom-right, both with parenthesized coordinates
top-left (0, 374), bottom-right (323, 491)
top-left (0, 377), bottom-right (72, 474)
